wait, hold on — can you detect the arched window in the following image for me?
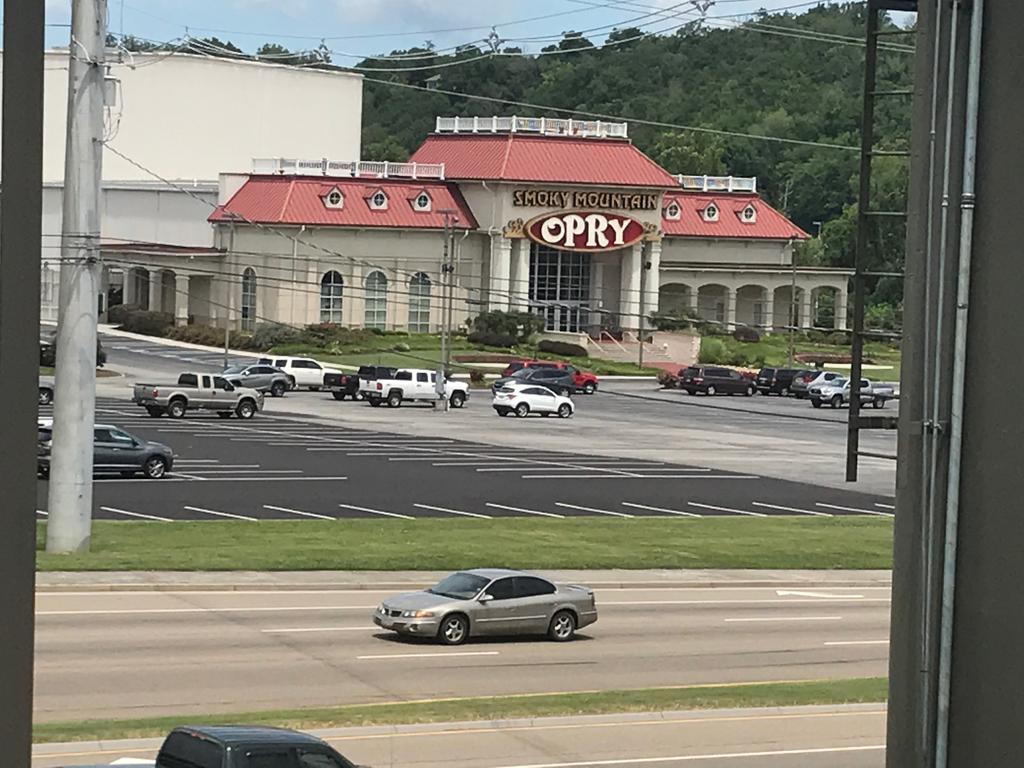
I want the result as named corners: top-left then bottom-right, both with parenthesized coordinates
top-left (364, 270), bottom-right (388, 329)
top-left (241, 268), bottom-right (257, 331)
top-left (320, 271), bottom-right (344, 323)
top-left (408, 272), bottom-right (431, 333)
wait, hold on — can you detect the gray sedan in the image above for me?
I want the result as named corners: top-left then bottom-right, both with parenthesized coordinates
top-left (221, 364), bottom-right (292, 397)
top-left (373, 568), bottom-right (597, 645)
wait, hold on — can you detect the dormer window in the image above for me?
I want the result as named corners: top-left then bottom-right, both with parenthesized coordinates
top-left (664, 201), bottom-right (681, 221)
top-left (323, 188), bottom-right (344, 210)
top-left (368, 190), bottom-right (388, 211)
top-left (740, 203), bottom-right (757, 223)
top-left (703, 203), bottom-right (719, 222)
top-left (413, 191), bottom-right (432, 212)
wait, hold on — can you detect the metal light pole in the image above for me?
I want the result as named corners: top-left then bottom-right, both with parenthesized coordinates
top-left (48, 0), bottom-right (107, 554)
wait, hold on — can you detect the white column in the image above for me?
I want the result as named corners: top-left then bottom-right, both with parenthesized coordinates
top-left (489, 234), bottom-right (512, 311)
top-left (122, 269), bottom-right (137, 306)
top-left (835, 288), bottom-right (849, 330)
top-left (686, 285), bottom-right (698, 314)
top-left (174, 275), bottom-right (190, 326)
top-left (619, 243), bottom-right (641, 330)
top-left (591, 261), bottom-right (605, 331)
top-left (725, 286), bottom-right (737, 330)
top-left (643, 241), bottom-right (662, 320)
top-left (509, 239), bottom-right (530, 311)
top-left (148, 271), bottom-right (162, 313)
top-left (762, 287), bottom-right (775, 331)
top-left (801, 289), bottom-right (814, 329)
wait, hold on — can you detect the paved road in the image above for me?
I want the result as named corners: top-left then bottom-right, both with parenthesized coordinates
top-left (33, 583), bottom-right (890, 722)
top-left (37, 397), bottom-right (893, 521)
top-left (33, 704), bottom-right (886, 768)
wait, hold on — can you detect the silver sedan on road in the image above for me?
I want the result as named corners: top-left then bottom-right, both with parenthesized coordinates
top-left (373, 568), bottom-right (598, 645)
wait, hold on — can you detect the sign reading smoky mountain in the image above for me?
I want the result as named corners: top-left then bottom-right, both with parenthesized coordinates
top-left (513, 189), bottom-right (659, 211)
top-left (526, 211), bottom-right (645, 252)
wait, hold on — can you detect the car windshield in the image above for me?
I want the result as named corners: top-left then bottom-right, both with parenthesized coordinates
top-left (833, 378), bottom-right (848, 387)
top-left (427, 572), bottom-right (490, 600)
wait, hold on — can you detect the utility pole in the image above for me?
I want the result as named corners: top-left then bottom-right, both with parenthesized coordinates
top-left (638, 257), bottom-right (650, 370)
top-left (437, 210), bottom-right (457, 412)
top-left (787, 246), bottom-right (797, 367)
top-left (47, 0), bottom-right (107, 554)
top-left (0, 1), bottom-right (45, 764)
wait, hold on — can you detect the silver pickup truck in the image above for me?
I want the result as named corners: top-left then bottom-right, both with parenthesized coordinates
top-left (132, 372), bottom-right (265, 419)
top-left (809, 377), bottom-right (896, 409)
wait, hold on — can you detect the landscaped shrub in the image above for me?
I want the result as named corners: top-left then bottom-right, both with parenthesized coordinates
top-left (698, 337), bottom-right (728, 364)
top-left (467, 330), bottom-right (518, 348)
top-left (107, 303), bottom-right (141, 325)
top-left (393, 342), bottom-right (411, 352)
top-left (729, 349), bottom-right (750, 366)
top-left (243, 323), bottom-right (301, 351)
top-left (472, 310), bottom-right (544, 343)
top-left (469, 370), bottom-right (485, 384)
top-left (657, 370), bottom-right (679, 388)
top-left (165, 324), bottom-right (225, 347)
top-left (538, 339), bottom-right (589, 358)
top-left (118, 310), bottom-right (173, 336)
top-left (732, 325), bottom-right (761, 343)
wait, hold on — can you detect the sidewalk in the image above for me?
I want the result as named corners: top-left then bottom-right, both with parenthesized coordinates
top-left (35, 568), bottom-right (893, 592)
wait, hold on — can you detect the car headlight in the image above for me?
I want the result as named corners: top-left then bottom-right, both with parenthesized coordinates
top-left (401, 610), bottom-right (436, 619)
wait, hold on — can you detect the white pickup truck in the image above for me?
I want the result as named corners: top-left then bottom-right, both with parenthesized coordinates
top-left (360, 368), bottom-right (469, 409)
top-left (132, 372), bottom-right (265, 419)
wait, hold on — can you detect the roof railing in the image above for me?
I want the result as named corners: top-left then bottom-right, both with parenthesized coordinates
top-left (678, 175), bottom-right (757, 193)
top-left (434, 115), bottom-right (628, 139)
top-left (252, 158), bottom-right (446, 180)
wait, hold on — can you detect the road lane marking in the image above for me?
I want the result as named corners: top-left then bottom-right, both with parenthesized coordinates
top-left (602, 598), bottom-right (890, 605)
top-left (825, 639), bottom-right (889, 646)
top-left (263, 505), bottom-right (336, 521)
top-left (556, 502), bottom-right (633, 518)
top-left (176, 464), bottom-right (259, 469)
top-left (262, 626), bottom-right (373, 633)
top-left (816, 502), bottom-right (894, 517)
top-left (687, 502), bottom-right (767, 517)
top-left (486, 503), bottom-right (564, 519)
top-left (724, 616), bottom-right (843, 623)
top-left (166, 471), bottom-right (208, 481)
top-left (475, 463), bottom-right (664, 472)
top-left (338, 503), bottom-right (414, 520)
top-left (192, 469), bottom-right (303, 474)
top-left (414, 504), bottom-right (492, 520)
top-left (99, 506), bottom-right (171, 522)
top-left (173, 459), bottom-right (220, 464)
top-left (487, 745), bottom-right (885, 768)
top-left (357, 651), bottom-right (500, 660)
top-left (751, 501), bottom-right (832, 517)
top-left (621, 502), bottom-right (700, 518)
top-left (184, 505), bottom-right (257, 521)
top-left (37, 605), bottom-right (375, 616)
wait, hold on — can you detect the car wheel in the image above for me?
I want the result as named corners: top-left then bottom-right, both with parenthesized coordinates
top-left (548, 610), bottom-right (577, 642)
top-left (559, 387), bottom-right (571, 397)
top-left (745, 385), bottom-right (755, 397)
top-left (145, 406), bottom-right (164, 418)
top-left (167, 398), bottom-right (187, 419)
top-left (514, 402), bottom-right (530, 418)
top-left (450, 391), bottom-right (466, 409)
top-left (217, 411), bottom-right (232, 419)
top-left (781, 386), bottom-right (790, 396)
top-left (38, 388), bottom-right (53, 405)
top-left (270, 381), bottom-right (286, 398)
top-left (438, 614), bottom-right (469, 646)
top-left (143, 456), bottom-right (167, 479)
top-left (557, 403), bottom-right (573, 419)
top-left (236, 400), bottom-right (256, 419)
top-left (583, 382), bottom-right (596, 395)
top-left (830, 395), bottom-right (843, 409)
top-left (387, 391), bottom-right (403, 408)
top-left (706, 385), bottom-right (717, 396)
top-left (811, 399), bottom-right (823, 408)
top-left (369, 397), bottom-right (382, 407)
top-left (872, 398), bottom-right (885, 409)
top-left (684, 388), bottom-right (695, 395)
top-left (332, 392), bottom-right (346, 401)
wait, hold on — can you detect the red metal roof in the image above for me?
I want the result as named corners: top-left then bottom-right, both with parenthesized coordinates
top-left (409, 133), bottom-right (678, 188)
top-left (208, 176), bottom-right (478, 230)
top-left (660, 192), bottom-right (808, 240)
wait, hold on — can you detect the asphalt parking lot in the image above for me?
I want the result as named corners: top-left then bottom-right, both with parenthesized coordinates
top-left (37, 396), bottom-right (894, 521)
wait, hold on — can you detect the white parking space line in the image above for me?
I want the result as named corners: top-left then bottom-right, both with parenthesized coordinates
top-left (99, 506), bottom-right (171, 522)
top-left (36, 509), bottom-right (48, 517)
top-left (724, 616), bottom-right (843, 623)
top-left (436, 461), bottom-right (505, 467)
top-left (168, 471), bottom-right (208, 480)
top-left (194, 469), bottom-right (304, 474)
top-left (815, 502), bottom-right (894, 517)
top-left (687, 502), bottom-right (767, 517)
top-left (263, 505), bottom-right (336, 521)
top-left (337, 503), bottom-right (414, 520)
top-left (262, 627), bottom-right (373, 633)
top-left (413, 504), bottom-right (492, 520)
top-left (485, 503), bottom-right (564, 519)
top-left (388, 455), bottom-right (461, 461)
top-left (173, 459), bottom-right (221, 464)
top-left (173, 476), bottom-right (349, 483)
top-left (175, 464), bottom-right (260, 469)
top-left (621, 502), bottom-right (700, 518)
top-left (751, 501), bottom-right (832, 517)
top-left (824, 639), bottom-right (889, 646)
top-left (184, 505), bottom-right (258, 522)
top-left (357, 651), bottom-right (500, 660)
top-left (477, 465), bottom-right (663, 473)
top-left (555, 502), bottom-right (633, 518)
top-left (875, 502), bottom-right (896, 509)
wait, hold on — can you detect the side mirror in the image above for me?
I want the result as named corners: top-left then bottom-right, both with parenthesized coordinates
top-left (478, 594), bottom-right (494, 603)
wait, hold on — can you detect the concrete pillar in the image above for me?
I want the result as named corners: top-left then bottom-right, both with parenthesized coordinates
top-left (801, 289), bottom-right (814, 330)
top-left (174, 275), bottom-right (190, 326)
top-left (686, 285), bottom-right (698, 314)
top-left (835, 288), bottom-right (849, 330)
top-left (488, 234), bottom-right (511, 311)
top-left (619, 243), bottom-right (642, 330)
top-left (591, 261), bottom-right (605, 331)
top-left (725, 286), bottom-right (737, 330)
top-left (148, 271), bottom-right (162, 313)
top-left (643, 241), bottom-right (662, 320)
top-left (762, 287), bottom-right (775, 331)
top-left (509, 239), bottom-right (530, 311)
top-left (122, 269), bottom-right (137, 306)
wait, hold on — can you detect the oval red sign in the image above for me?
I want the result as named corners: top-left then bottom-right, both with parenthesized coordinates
top-left (525, 210), bottom-right (645, 252)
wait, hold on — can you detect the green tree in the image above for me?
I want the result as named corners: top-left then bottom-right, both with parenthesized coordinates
top-left (649, 131), bottom-right (727, 175)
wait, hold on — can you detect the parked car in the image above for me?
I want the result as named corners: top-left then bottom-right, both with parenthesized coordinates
top-left (220, 363), bottom-right (291, 397)
top-left (493, 382), bottom-right (575, 418)
top-left (154, 725), bottom-right (357, 768)
top-left (132, 372), bottom-right (264, 419)
top-left (491, 366), bottom-right (575, 397)
top-left (791, 369), bottom-right (844, 399)
top-left (354, 364), bottom-right (399, 397)
top-left (374, 568), bottom-right (597, 645)
top-left (679, 365), bottom-right (756, 396)
top-left (809, 377), bottom-right (896, 409)
top-left (754, 367), bottom-right (807, 396)
top-left (323, 371), bottom-right (361, 401)
top-left (256, 356), bottom-right (342, 391)
top-left (38, 376), bottom-right (54, 405)
top-left (501, 360), bottom-right (599, 394)
top-left (38, 423), bottom-right (174, 479)
top-left (360, 368), bottom-right (468, 408)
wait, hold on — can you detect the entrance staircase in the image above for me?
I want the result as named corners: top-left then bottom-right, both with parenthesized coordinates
top-left (585, 332), bottom-right (698, 371)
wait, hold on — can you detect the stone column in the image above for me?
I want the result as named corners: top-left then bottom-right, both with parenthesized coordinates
top-left (488, 234), bottom-right (511, 312)
top-left (509, 239), bottom-right (530, 312)
top-left (174, 275), bottom-right (190, 326)
top-left (619, 243), bottom-right (642, 331)
top-left (801, 289), bottom-right (814, 330)
top-left (643, 241), bottom-right (662, 320)
top-left (762, 287), bottom-right (775, 331)
top-left (835, 288), bottom-right (849, 330)
top-left (725, 286), bottom-right (737, 330)
top-left (122, 269), bottom-right (137, 306)
top-left (148, 271), bottom-right (162, 313)
top-left (686, 285), bottom-right (698, 315)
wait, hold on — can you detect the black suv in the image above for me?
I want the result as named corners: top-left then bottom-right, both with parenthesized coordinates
top-left (492, 367), bottom-right (575, 396)
top-left (679, 366), bottom-right (755, 396)
top-left (755, 367), bottom-right (806, 396)
top-left (155, 725), bottom-right (356, 768)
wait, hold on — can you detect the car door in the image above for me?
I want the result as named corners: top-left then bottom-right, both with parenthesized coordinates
top-left (728, 370), bottom-right (748, 393)
top-left (211, 375), bottom-right (234, 409)
top-left (243, 366), bottom-right (268, 390)
top-left (512, 576), bottom-right (559, 632)
top-left (415, 371), bottom-right (432, 398)
top-left (479, 576), bottom-right (552, 636)
top-left (92, 428), bottom-right (119, 472)
top-left (474, 577), bottom-right (517, 634)
top-left (107, 427), bottom-right (144, 469)
top-left (525, 386), bottom-right (557, 413)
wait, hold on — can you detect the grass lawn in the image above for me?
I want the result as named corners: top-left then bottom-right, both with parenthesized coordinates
top-left (36, 517), bottom-right (893, 571)
top-left (34, 677), bottom-right (887, 743)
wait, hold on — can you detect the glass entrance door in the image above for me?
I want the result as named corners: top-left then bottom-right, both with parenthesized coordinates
top-left (529, 243), bottom-right (592, 332)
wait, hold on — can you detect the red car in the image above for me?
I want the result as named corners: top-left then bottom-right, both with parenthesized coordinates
top-left (502, 360), bottom-right (599, 394)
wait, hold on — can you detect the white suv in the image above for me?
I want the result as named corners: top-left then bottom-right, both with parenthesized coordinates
top-left (493, 382), bottom-right (574, 419)
top-left (258, 356), bottom-right (342, 391)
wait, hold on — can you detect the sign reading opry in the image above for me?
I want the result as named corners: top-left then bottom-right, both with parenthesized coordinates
top-left (513, 189), bottom-right (659, 211)
top-left (526, 211), bottom-right (645, 252)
